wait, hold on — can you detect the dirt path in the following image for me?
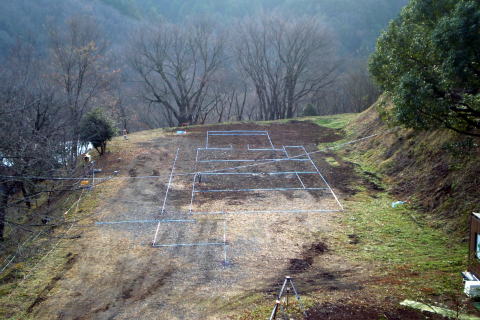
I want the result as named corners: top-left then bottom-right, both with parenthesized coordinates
top-left (30, 122), bottom-right (377, 320)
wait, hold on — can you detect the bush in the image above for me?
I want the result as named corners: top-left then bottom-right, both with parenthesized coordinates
top-left (79, 108), bottom-right (117, 155)
top-left (302, 104), bottom-right (318, 117)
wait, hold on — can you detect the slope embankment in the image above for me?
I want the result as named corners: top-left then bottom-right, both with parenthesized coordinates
top-left (347, 96), bottom-right (480, 235)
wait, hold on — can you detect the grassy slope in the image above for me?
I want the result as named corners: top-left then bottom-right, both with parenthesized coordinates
top-left (328, 102), bottom-right (477, 304)
top-left (0, 159), bottom-right (123, 319)
top-left (0, 128), bottom-right (173, 319)
top-left (347, 97), bottom-right (480, 235)
top-left (338, 103), bottom-right (476, 292)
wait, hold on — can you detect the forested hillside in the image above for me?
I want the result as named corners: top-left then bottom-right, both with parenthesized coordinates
top-left (0, 0), bottom-right (408, 61)
top-left (97, 0), bottom-right (408, 55)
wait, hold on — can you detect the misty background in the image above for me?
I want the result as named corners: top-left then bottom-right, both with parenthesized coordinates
top-left (0, 0), bottom-right (408, 128)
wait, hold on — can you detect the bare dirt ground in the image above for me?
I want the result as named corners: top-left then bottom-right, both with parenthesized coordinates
top-left (27, 122), bottom-right (431, 319)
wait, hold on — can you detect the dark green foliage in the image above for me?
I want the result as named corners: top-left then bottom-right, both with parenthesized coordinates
top-left (302, 104), bottom-right (318, 117)
top-left (441, 138), bottom-right (479, 158)
top-left (79, 108), bottom-right (117, 155)
top-left (369, 0), bottom-right (480, 136)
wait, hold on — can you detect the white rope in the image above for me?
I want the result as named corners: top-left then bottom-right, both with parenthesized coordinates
top-left (18, 190), bottom-right (84, 282)
top-left (152, 148), bottom-right (180, 246)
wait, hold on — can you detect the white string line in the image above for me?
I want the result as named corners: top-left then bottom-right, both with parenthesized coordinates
top-left (0, 131), bottom-right (389, 182)
top-left (152, 242), bottom-right (224, 248)
top-left (1, 131), bottom-right (388, 271)
top-left (0, 188), bottom-right (87, 275)
top-left (189, 209), bottom-right (342, 215)
top-left (223, 219), bottom-right (227, 265)
top-left (0, 231), bottom-right (41, 265)
top-left (295, 172), bottom-right (306, 189)
top-left (188, 174), bottom-right (197, 213)
top-left (18, 225), bottom-right (75, 284)
top-left (301, 146), bottom-right (344, 211)
top-left (0, 231), bottom-right (43, 274)
top-left (174, 132), bottom-right (386, 178)
top-left (18, 190), bottom-right (85, 283)
top-left (189, 147), bottom-right (200, 213)
top-left (95, 219), bottom-right (196, 225)
top-left (152, 147), bottom-right (180, 246)
top-left (266, 131), bottom-right (275, 149)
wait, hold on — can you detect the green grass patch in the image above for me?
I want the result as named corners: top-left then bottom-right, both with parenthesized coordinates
top-left (324, 156), bottom-right (340, 167)
top-left (335, 147), bottom-right (467, 298)
top-left (339, 191), bottom-right (466, 297)
top-left (255, 113), bottom-right (359, 129)
top-left (309, 113), bottom-right (359, 130)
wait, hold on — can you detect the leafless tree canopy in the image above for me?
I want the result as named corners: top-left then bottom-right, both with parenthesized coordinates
top-left (310, 59), bottom-right (380, 115)
top-left (130, 22), bottom-right (224, 126)
top-left (0, 18), bottom-right (119, 241)
top-left (130, 14), bottom-right (345, 125)
top-left (236, 15), bottom-right (338, 120)
top-left (49, 16), bottom-right (116, 163)
top-left (0, 44), bottom-right (65, 240)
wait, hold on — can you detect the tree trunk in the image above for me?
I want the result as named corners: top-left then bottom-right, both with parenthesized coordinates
top-left (0, 184), bottom-right (9, 242)
top-left (101, 141), bottom-right (107, 155)
top-left (177, 114), bottom-right (192, 126)
top-left (21, 183), bottom-right (31, 209)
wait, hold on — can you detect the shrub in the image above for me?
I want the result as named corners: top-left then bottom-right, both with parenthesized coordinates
top-left (302, 104), bottom-right (318, 117)
top-left (79, 108), bottom-right (117, 155)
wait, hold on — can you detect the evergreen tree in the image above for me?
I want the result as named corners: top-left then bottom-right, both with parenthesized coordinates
top-left (369, 0), bottom-right (480, 136)
top-left (80, 108), bottom-right (117, 155)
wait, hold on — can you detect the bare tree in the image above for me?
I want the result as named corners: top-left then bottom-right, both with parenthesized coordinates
top-left (308, 60), bottom-right (379, 115)
top-left (209, 84), bottom-right (249, 123)
top-left (49, 16), bottom-right (114, 165)
top-left (343, 61), bottom-right (379, 112)
top-left (236, 14), bottom-right (338, 120)
top-left (0, 44), bottom-right (64, 241)
top-left (130, 21), bottom-right (225, 126)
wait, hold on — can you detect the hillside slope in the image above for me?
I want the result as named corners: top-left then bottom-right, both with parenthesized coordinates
top-left (1, 107), bottom-right (477, 319)
top-left (346, 97), bottom-right (480, 235)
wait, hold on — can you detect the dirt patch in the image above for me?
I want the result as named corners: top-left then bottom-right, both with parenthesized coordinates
top-left (288, 241), bottom-right (328, 273)
top-left (347, 234), bottom-right (360, 244)
top-left (128, 168), bottom-right (137, 177)
top-left (306, 302), bottom-right (448, 320)
top-left (187, 120), bottom-right (342, 145)
top-left (311, 153), bottom-right (359, 197)
top-left (362, 171), bottom-right (385, 192)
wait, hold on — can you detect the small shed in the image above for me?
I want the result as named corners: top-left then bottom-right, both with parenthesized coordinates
top-left (468, 212), bottom-right (480, 278)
